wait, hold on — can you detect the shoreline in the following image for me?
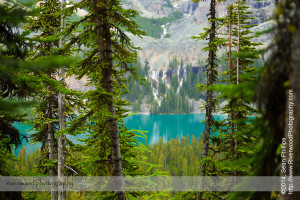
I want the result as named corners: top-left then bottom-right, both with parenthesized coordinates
top-left (127, 112), bottom-right (229, 116)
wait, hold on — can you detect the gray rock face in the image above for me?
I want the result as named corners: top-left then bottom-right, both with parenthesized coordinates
top-left (72, 0), bottom-right (275, 71)
top-left (125, 0), bottom-right (275, 70)
top-left (122, 0), bottom-right (175, 18)
top-left (177, 1), bottom-right (198, 15)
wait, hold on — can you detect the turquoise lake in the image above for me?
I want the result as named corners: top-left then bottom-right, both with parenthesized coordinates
top-left (14, 114), bottom-right (227, 154)
top-left (124, 114), bottom-right (226, 144)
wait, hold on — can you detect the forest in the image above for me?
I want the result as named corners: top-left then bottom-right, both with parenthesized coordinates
top-left (0, 0), bottom-right (300, 200)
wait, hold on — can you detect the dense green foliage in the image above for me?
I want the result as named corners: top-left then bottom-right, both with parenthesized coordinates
top-left (0, 1), bottom-right (74, 200)
top-left (211, 0), bottom-right (261, 177)
top-left (191, 1), bottom-right (263, 183)
top-left (140, 136), bottom-right (202, 176)
top-left (50, 0), bottom-right (155, 199)
top-left (13, 137), bottom-right (200, 199)
top-left (0, 0), bottom-right (66, 177)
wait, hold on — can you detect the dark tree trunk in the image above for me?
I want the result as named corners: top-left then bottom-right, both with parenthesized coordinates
top-left (291, 0), bottom-right (300, 181)
top-left (256, 0), bottom-right (293, 199)
top-left (58, 1), bottom-right (66, 199)
top-left (47, 92), bottom-right (57, 200)
top-left (197, 0), bottom-right (216, 199)
top-left (228, 6), bottom-right (235, 158)
top-left (94, 1), bottom-right (126, 199)
top-left (57, 67), bottom-right (66, 200)
top-left (237, 1), bottom-right (240, 85)
top-left (284, 1), bottom-right (300, 199)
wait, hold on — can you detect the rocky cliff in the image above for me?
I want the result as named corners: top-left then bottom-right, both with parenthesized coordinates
top-left (125, 0), bottom-right (275, 70)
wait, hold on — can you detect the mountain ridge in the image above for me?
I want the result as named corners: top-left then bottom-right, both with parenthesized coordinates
top-left (126, 0), bottom-right (275, 70)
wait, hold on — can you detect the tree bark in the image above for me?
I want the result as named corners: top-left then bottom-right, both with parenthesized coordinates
top-left (48, 92), bottom-right (57, 200)
top-left (228, 6), bottom-right (235, 158)
top-left (197, 0), bottom-right (216, 199)
top-left (235, 2), bottom-right (240, 169)
top-left (284, 1), bottom-right (300, 199)
top-left (237, 1), bottom-right (240, 85)
top-left (94, 2), bottom-right (126, 199)
top-left (291, 0), bottom-right (300, 183)
top-left (58, 0), bottom-right (66, 199)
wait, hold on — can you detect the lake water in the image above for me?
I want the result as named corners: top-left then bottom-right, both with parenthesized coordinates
top-left (124, 114), bottom-right (226, 144)
top-left (14, 114), bottom-right (227, 154)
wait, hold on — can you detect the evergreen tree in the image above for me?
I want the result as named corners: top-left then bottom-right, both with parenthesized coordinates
top-left (144, 58), bottom-right (150, 78)
top-left (184, 1), bottom-right (262, 198)
top-left (25, 1), bottom-right (80, 199)
top-left (57, 1), bottom-right (67, 199)
top-left (209, 0), bottom-right (261, 180)
top-left (192, 0), bottom-right (220, 198)
top-left (0, 1), bottom-right (36, 183)
top-left (226, 0), bottom-right (260, 171)
top-left (54, 0), bottom-right (146, 199)
top-left (244, 0), bottom-right (299, 199)
top-left (158, 81), bottom-right (166, 97)
top-left (0, 1), bottom-right (74, 199)
top-left (27, 0), bottom-right (60, 175)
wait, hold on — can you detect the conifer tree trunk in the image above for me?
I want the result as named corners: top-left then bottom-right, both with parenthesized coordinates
top-left (58, 0), bottom-right (66, 199)
top-left (200, 0), bottom-right (216, 176)
top-left (202, 0), bottom-right (216, 166)
top-left (94, 1), bottom-right (126, 199)
top-left (48, 92), bottom-right (57, 200)
top-left (257, 0), bottom-right (292, 199)
top-left (237, 1), bottom-right (240, 85)
top-left (235, 1), bottom-right (241, 161)
top-left (48, 125), bottom-right (56, 200)
top-left (291, 0), bottom-right (300, 178)
top-left (197, 0), bottom-right (216, 199)
top-left (228, 6), bottom-right (235, 158)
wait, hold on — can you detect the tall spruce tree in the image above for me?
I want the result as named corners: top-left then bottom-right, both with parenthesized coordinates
top-left (192, 0), bottom-right (218, 175)
top-left (0, 5), bottom-right (28, 199)
top-left (210, 0), bottom-right (299, 199)
top-left (53, 0), bottom-right (146, 199)
top-left (192, 0), bottom-right (220, 198)
top-left (0, 1), bottom-right (74, 199)
top-left (228, 0), bottom-right (261, 168)
top-left (211, 0), bottom-right (261, 178)
top-left (57, 0), bottom-right (67, 199)
top-left (188, 0), bottom-right (263, 198)
top-left (25, 1), bottom-right (70, 199)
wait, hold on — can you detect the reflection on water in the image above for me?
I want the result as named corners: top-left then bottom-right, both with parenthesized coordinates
top-left (124, 114), bottom-right (227, 145)
top-left (14, 114), bottom-right (227, 154)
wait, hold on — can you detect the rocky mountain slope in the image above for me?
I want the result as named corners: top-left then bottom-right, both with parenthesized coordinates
top-left (67, 0), bottom-right (274, 113)
top-left (124, 0), bottom-right (275, 70)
